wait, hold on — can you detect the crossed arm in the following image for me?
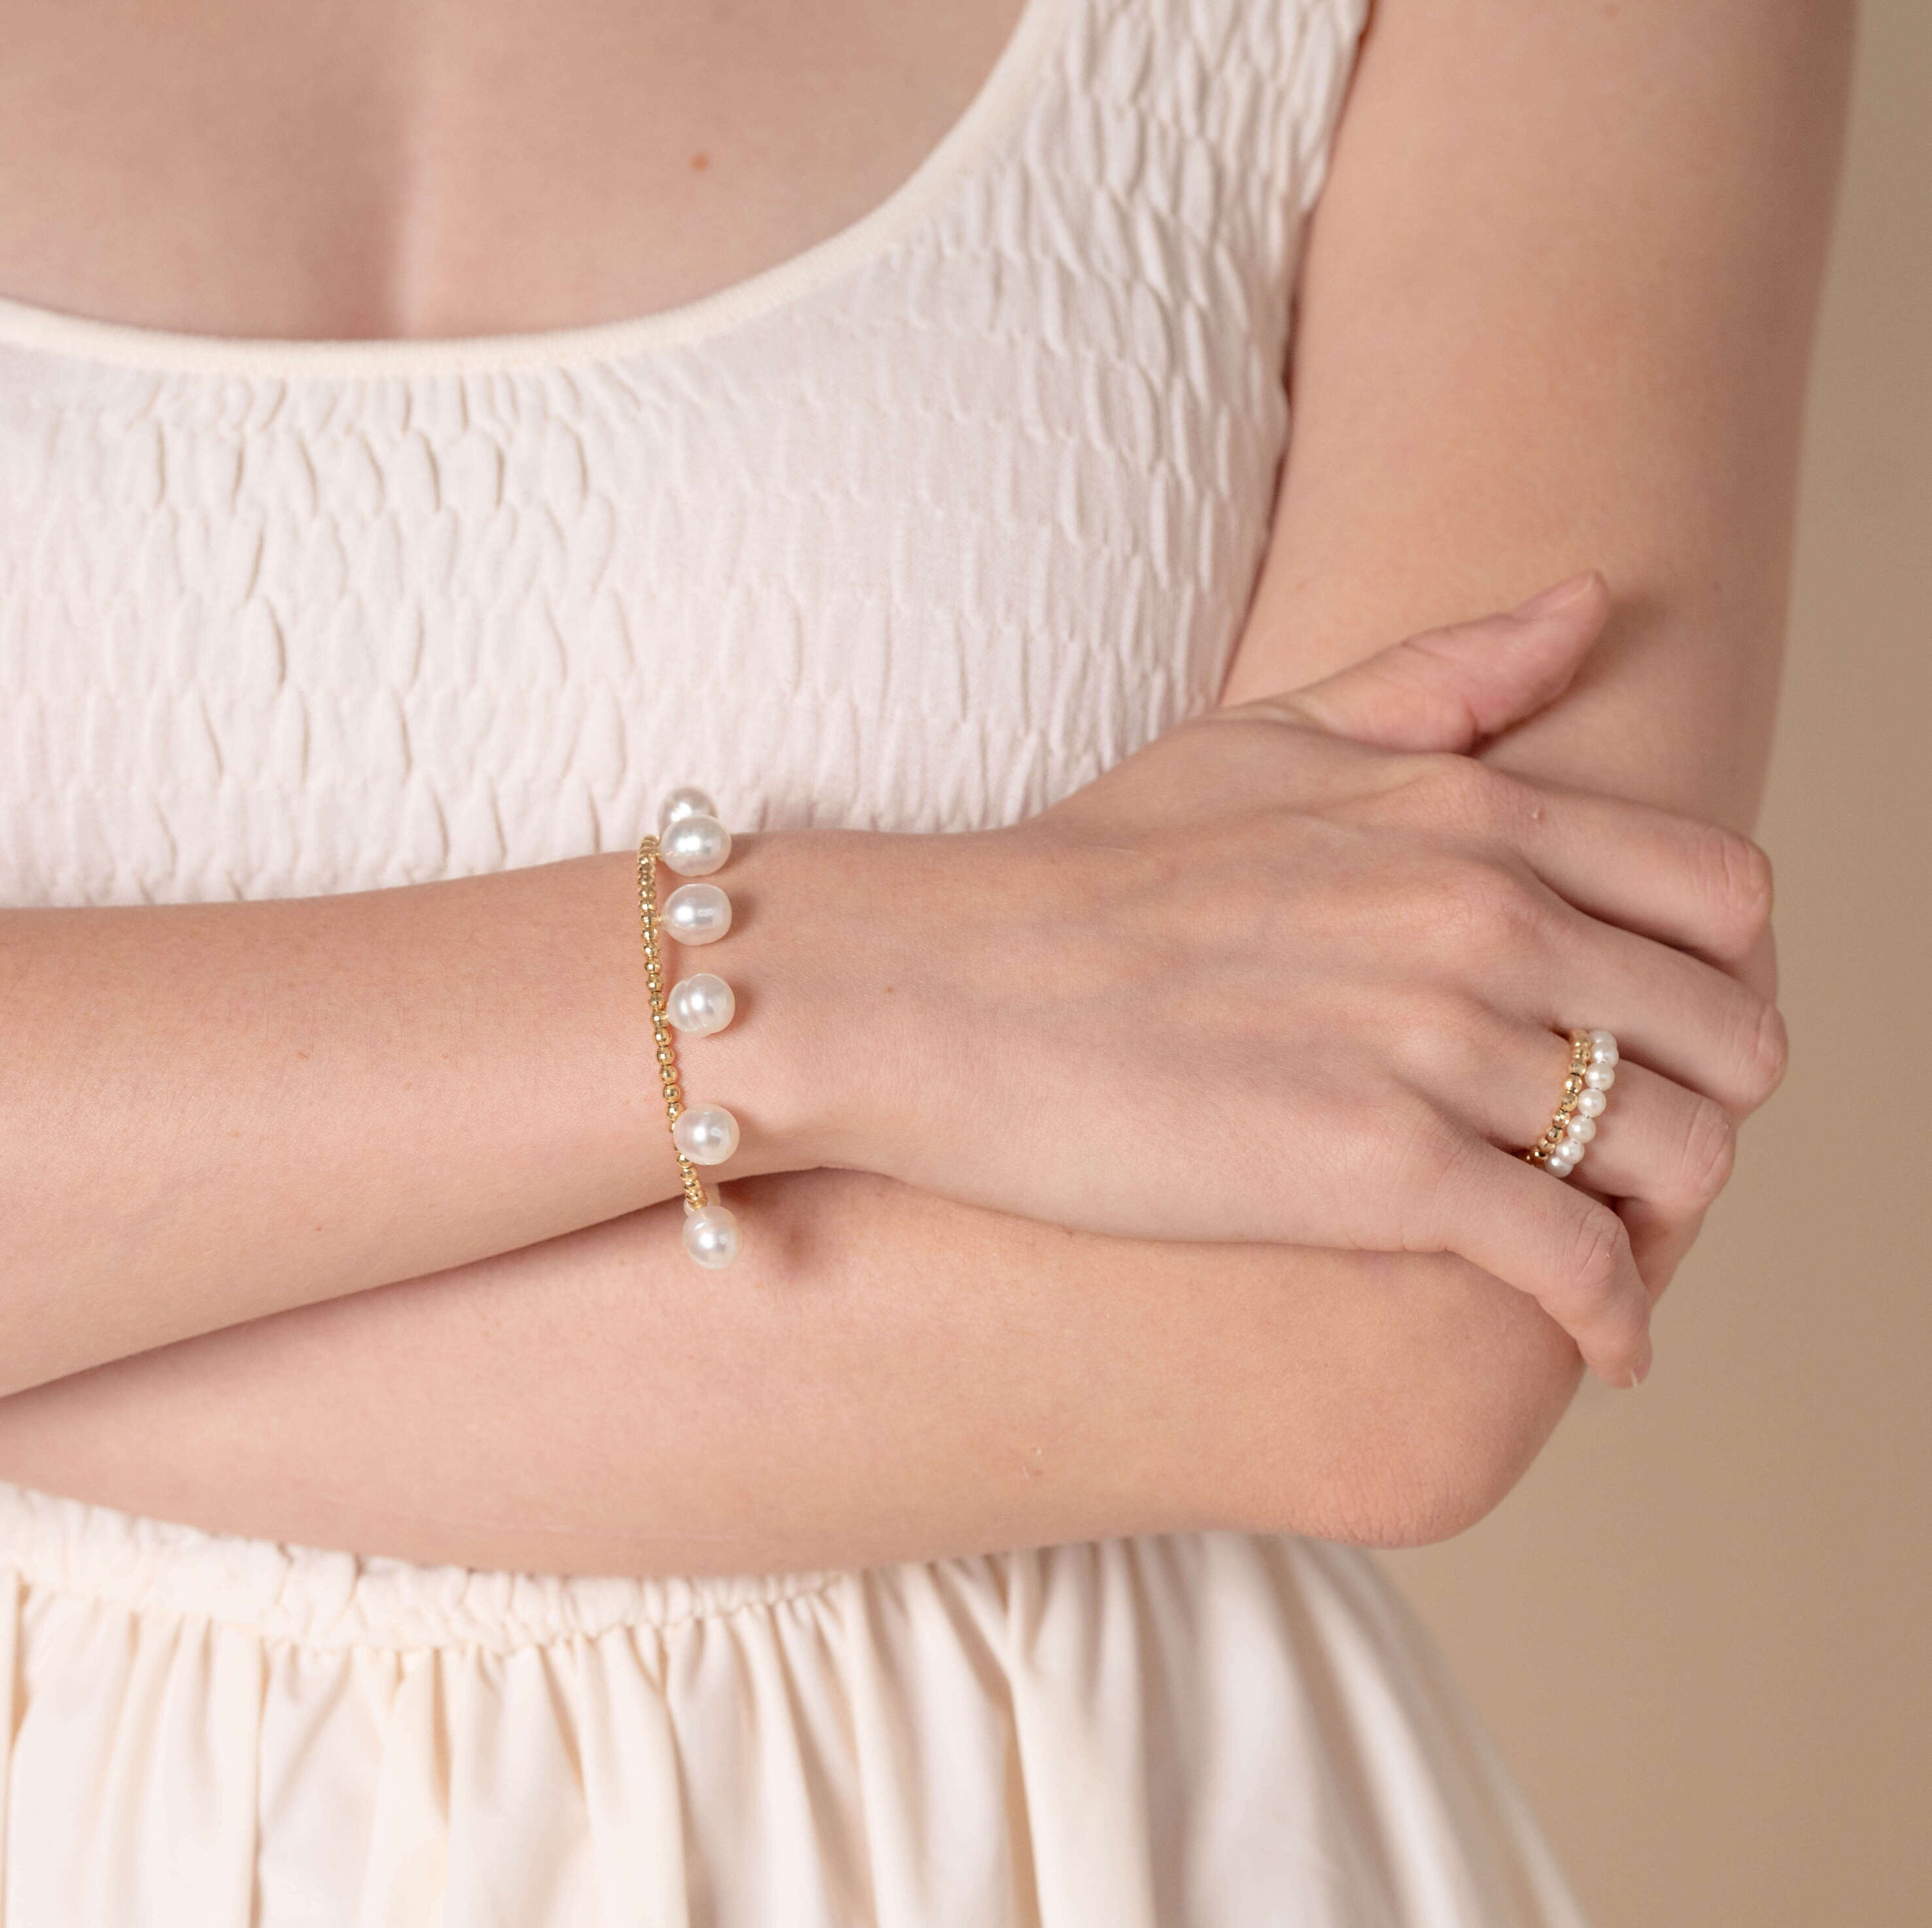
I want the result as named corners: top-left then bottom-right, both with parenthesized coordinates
top-left (0, 0), bottom-right (1851, 1572)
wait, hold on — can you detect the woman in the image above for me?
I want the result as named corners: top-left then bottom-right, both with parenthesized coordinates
top-left (0, 0), bottom-right (1847, 1919)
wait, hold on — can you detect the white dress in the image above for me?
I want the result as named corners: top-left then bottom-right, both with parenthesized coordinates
top-left (0, 0), bottom-right (1590, 1919)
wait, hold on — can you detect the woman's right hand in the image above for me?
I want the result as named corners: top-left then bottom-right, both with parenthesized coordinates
top-left (763, 576), bottom-right (1785, 1388)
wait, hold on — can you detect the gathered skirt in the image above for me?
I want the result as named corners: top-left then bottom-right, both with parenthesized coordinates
top-left (0, 1479), bottom-right (1585, 1926)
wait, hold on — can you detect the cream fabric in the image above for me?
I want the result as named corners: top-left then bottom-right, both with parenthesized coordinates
top-left (0, 0), bottom-right (1590, 1918)
top-left (0, 0), bottom-right (1371, 901)
top-left (0, 1484), bottom-right (1586, 1927)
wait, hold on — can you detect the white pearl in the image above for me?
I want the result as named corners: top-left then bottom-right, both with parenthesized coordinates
top-left (1575, 1088), bottom-right (1608, 1118)
top-left (667, 973), bottom-right (735, 1035)
top-left (1589, 1029), bottom-right (1618, 1054)
top-left (1590, 1039), bottom-right (1619, 1068)
top-left (672, 1103), bottom-right (740, 1165)
top-left (1583, 1063), bottom-right (1617, 1092)
top-left (1565, 1114), bottom-right (1597, 1143)
top-left (663, 882), bottom-right (732, 944)
top-left (661, 814), bottom-right (732, 877)
top-left (1545, 1151), bottom-right (1576, 1177)
top-left (659, 787), bottom-right (717, 833)
top-left (681, 1202), bottom-right (741, 1268)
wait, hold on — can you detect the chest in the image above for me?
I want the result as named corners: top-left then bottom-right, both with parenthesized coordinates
top-left (0, 0), bottom-right (1368, 906)
top-left (0, 0), bottom-right (1027, 341)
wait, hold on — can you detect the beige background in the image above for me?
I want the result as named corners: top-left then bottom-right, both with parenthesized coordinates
top-left (1377, 3), bottom-right (1931, 1923)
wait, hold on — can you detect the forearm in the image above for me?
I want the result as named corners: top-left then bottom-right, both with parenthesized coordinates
top-left (0, 841), bottom-right (832, 1394)
top-left (0, 1166), bottom-right (1580, 1574)
top-left (1206, 0), bottom-right (1848, 1388)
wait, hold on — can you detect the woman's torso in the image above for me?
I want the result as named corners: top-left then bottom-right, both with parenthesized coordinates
top-left (0, 0), bottom-right (1358, 1546)
top-left (0, 11), bottom-right (1596, 1920)
top-left (0, 0), bottom-right (1349, 892)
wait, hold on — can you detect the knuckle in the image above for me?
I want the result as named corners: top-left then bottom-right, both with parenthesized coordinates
top-left (1692, 823), bottom-right (1776, 946)
top-left (1477, 766), bottom-right (1532, 831)
top-left (1368, 993), bottom-right (1502, 1117)
top-left (1379, 986), bottom-right (1458, 1067)
top-left (1456, 759), bottom-right (1525, 829)
top-left (1407, 752), bottom-right (1507, 831)
top-left (1415, 860), bottom-right (1546, 953)
top-left (1564, 1202), bottom-right (1633, 1315)
top-left (1676, 1096), bottom-right (1738, 1207)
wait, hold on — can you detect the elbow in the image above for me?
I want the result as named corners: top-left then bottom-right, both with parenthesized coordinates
top-left (1323, 1368), bottom-right (1581, 1549)
top-left (1232, 1251), bottom-right (1587, 1549)
top-left (1334, 1258), bottom-right (1586, 1547)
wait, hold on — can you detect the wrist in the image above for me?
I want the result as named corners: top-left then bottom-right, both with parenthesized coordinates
top-left (588, 816), bottom-right (1011, 1212)
top-left (659, 825), bottom-right (905, 1183)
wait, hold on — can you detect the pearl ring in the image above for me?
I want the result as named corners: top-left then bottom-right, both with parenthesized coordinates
top-left (1525, 1029), bottom-right (1617, 1179)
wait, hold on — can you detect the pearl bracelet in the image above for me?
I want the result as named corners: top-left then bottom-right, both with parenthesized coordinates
top-left (636, 787), bottom-right (742, 1268)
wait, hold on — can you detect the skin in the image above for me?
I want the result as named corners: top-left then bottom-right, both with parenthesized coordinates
top-left (0, 0), bottom-right (1849, 1572)
top-left (0, 596), bottom-right (1768, 1387)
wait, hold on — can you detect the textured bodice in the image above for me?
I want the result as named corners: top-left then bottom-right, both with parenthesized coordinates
top-left (0, 0), bottom-right (1368, 907)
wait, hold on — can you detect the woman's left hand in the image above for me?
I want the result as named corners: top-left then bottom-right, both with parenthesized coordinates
top-left (1258, 572), bottom-right (1786, 1306)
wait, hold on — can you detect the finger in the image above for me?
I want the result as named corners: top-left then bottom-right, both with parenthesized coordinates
top-left (1466, 895), bottom-right (1787, 1122)
top-left (1258, 571), bottom-right (1610, 753)
top-left (1536, 914), bottom-right (1789, 1121)
top-left (1425, 1024), bottom-right (1737, 1293)
top-left (1475, 776), bottom-right (1774, 971)
top-left (1412, 1131), bottom-right (1651, 1386)
top-left (1434, 1024), bottom-right (1737, 1212)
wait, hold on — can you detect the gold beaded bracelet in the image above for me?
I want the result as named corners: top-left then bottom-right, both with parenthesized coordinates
top-left (636, 788), bottom-right (742, 1267)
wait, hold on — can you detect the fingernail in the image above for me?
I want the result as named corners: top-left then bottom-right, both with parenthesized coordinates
top-left (1510, 571), bottom-right (1597, 619)
top-left (1629, 1337), bottom-right (1653, 1388)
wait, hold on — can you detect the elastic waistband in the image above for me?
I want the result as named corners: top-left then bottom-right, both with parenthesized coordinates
top-left (0, 1481), bottom-right (842, 1653)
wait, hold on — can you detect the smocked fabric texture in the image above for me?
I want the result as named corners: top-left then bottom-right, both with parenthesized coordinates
top-left (0, 0), bottom-right (1588, 1918)
top-left (0, 0), bottom-right (1375, 901)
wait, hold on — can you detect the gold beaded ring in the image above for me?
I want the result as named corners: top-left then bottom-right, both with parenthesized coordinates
top-left (636, 788), bottom-right (742, 1267)
top-left (1525, 1029), bottom-right (1619, 1180)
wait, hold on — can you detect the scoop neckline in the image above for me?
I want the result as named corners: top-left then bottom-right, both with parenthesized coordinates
top-left (0, 0), bottom-right (1071, 383)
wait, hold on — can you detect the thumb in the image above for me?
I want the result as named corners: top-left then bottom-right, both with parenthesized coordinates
top-left (1260, 570), bottom-right (1610, 753)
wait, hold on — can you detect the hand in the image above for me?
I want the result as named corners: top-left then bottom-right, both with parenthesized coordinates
top-left (799, 575), bottom-right (1785, 1386)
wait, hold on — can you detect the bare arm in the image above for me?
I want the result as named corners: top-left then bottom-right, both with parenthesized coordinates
top-left (1230, 0), bottom-right (1852, 826)
top-left (0, 844), bottom-right (833, 1394)
top-left (0, 1174), bottom-right (1578, 1572)
top-left (0, 0), bottom-right (1849, 1566)
top-left (1227, 0), bottom-right (1851, 1281)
